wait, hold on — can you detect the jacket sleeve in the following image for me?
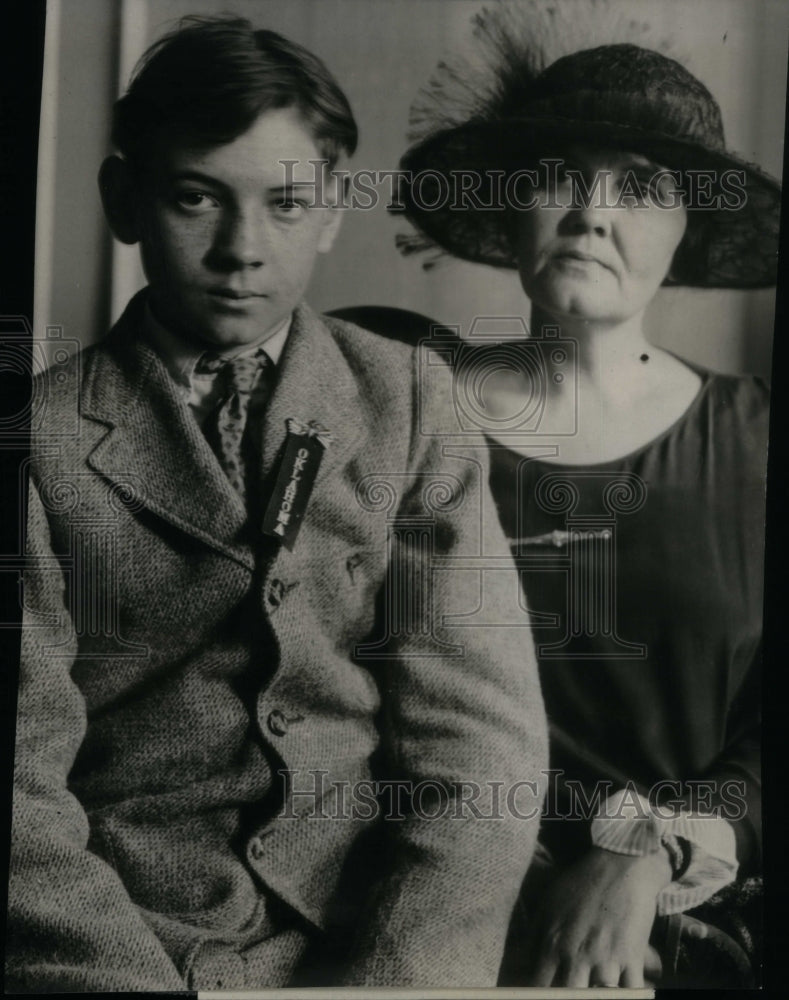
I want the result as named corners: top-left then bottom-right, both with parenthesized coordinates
top-left (334, 359), bottom-right (548, 986)
top-left (6, 479), bottom-right (185, 993)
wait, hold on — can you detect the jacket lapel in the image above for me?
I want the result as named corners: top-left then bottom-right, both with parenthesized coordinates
top-left (81, 297), bottom-right (367, 567)
top-left (83, 295), bottom-right (254, 569)
top-left (258, 302), bottom-right (366, 485)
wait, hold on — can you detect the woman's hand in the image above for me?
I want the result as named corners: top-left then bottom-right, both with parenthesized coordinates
top-left (529, 845), bottom-right (673, 987)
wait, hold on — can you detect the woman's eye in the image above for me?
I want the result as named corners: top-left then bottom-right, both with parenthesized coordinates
top-left (633, 178), bottom-right (651, 201)
top-left (618, 168), bottom-right (681, 206)
top-left (651, 173), bottom-right (684, 204)
top-left (611, 171), bottom-right (652, 204)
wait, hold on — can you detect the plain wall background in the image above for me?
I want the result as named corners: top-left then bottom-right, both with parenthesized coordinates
top-left (36, 0), bottom-right (789, 375)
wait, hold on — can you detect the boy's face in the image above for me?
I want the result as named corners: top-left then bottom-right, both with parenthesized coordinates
top-left (125, 107), bottom-right (342, 350)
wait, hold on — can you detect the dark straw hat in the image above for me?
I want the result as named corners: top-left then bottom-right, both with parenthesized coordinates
top-left (396, 21), bottom-right (782, 288)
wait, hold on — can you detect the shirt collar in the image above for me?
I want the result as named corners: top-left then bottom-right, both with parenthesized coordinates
top-left (143, 298), bottom-right (291, 388)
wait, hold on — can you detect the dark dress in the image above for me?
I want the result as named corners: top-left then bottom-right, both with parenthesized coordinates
top-left (490, 373), bottom-right (767, 984)
top-left (489, 372), bottom-right (767, 869)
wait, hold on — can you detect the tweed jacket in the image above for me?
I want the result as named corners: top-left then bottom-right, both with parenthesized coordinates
top-left (7, 292), bottom-right (547, 992)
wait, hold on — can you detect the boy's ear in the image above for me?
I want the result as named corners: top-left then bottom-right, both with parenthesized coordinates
top-left (98, 156), bottom-right (141, 245)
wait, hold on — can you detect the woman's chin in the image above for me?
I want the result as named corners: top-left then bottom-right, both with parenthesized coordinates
top-left (532, 295), bottom-right (617, 325)
top-left (527, 278), bottom-right (600, 320)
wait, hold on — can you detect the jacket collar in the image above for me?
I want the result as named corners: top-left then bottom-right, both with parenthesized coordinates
top-left (81, 290), bottom-right (366, 566)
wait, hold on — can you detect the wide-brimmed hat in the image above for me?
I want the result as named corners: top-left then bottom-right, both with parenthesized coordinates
top-left (396, 23), bottom-right (782, 288)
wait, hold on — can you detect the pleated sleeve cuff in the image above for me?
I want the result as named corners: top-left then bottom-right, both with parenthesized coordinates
top-left (590, 788), bottom-right (738, 916)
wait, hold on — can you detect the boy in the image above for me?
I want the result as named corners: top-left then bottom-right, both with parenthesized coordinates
top-left (7, 16), bottom-right (546, 991)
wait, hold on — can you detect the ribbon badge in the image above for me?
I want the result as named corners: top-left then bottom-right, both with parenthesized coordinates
top-left (262, 418), bottom-right (332, 550)
top-left (285, 418), bottom-right (333, 446)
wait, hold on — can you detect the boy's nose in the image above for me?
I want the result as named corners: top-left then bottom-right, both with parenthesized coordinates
top-left (213, 209), bottom-right (266, 268)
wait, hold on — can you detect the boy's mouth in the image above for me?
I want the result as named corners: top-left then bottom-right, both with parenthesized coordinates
top-left (208, 287), bottom-right (268, 300)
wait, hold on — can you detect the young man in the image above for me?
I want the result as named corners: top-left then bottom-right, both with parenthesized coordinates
top-left (7, 16), bottom-right (547, 992)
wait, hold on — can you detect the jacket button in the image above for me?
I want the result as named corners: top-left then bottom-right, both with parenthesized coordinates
top-left (248, 835), bottom-right (266, 860)
top-left (266, 579), bottom-right (285, 608)
top-left (187, 941), bottom-right (245, 990)
top-left (267, 709), bottom-right (289, 736)
top-left (266, 578), bottom-right (300, 609)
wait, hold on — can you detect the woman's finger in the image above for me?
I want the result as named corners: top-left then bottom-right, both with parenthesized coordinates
top-left (563, 959), bottom-right (592, 988)
top-left (591, 960), bottom-right (622, 988)
top-left (644, 943), bottom-right (663, 981)
top-left (621, 961), bottom-right (645, 988)
top-left (530, 954), bottom-right (559, 987)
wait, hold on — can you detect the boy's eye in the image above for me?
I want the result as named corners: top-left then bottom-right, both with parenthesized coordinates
top-left (174, 191), bottom-right (218, 212)
top-left (273, 197), bottom-right (309, 217)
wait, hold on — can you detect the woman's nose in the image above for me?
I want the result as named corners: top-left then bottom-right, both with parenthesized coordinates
top-left (562, 172), bottom-right (615, 236)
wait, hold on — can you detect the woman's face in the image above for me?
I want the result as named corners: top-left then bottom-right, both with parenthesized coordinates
top-left (515, 144), bottom-right (687, 325)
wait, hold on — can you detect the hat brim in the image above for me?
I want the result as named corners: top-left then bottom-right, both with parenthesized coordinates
top-left (397, 118), bottom-right (782, 289)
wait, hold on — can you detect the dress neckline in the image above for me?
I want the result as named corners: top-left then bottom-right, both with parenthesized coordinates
top-left (489, 372), bottom-right (715, 472)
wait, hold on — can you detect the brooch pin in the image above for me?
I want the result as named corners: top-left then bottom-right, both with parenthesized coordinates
top-left (262, 418), bottom-right (332, 550)
top-left (509, 529), bottom-right (613, 548)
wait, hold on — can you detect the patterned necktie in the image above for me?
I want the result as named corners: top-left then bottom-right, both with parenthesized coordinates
top-left (196, 349), bottom-right (274, 505)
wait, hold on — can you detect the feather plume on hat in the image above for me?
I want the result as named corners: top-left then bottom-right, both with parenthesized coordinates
top-left (406, 0), bottom-right (679, 146)
top-left (395, 1), bottom-right (781, 288)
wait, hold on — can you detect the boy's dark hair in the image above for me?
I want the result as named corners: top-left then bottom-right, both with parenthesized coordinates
top-left (112, 15), bottom-right (358, 170)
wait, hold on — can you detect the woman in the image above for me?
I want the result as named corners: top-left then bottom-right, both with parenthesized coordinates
top-left (396, 16), bottom-right (780, 990)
